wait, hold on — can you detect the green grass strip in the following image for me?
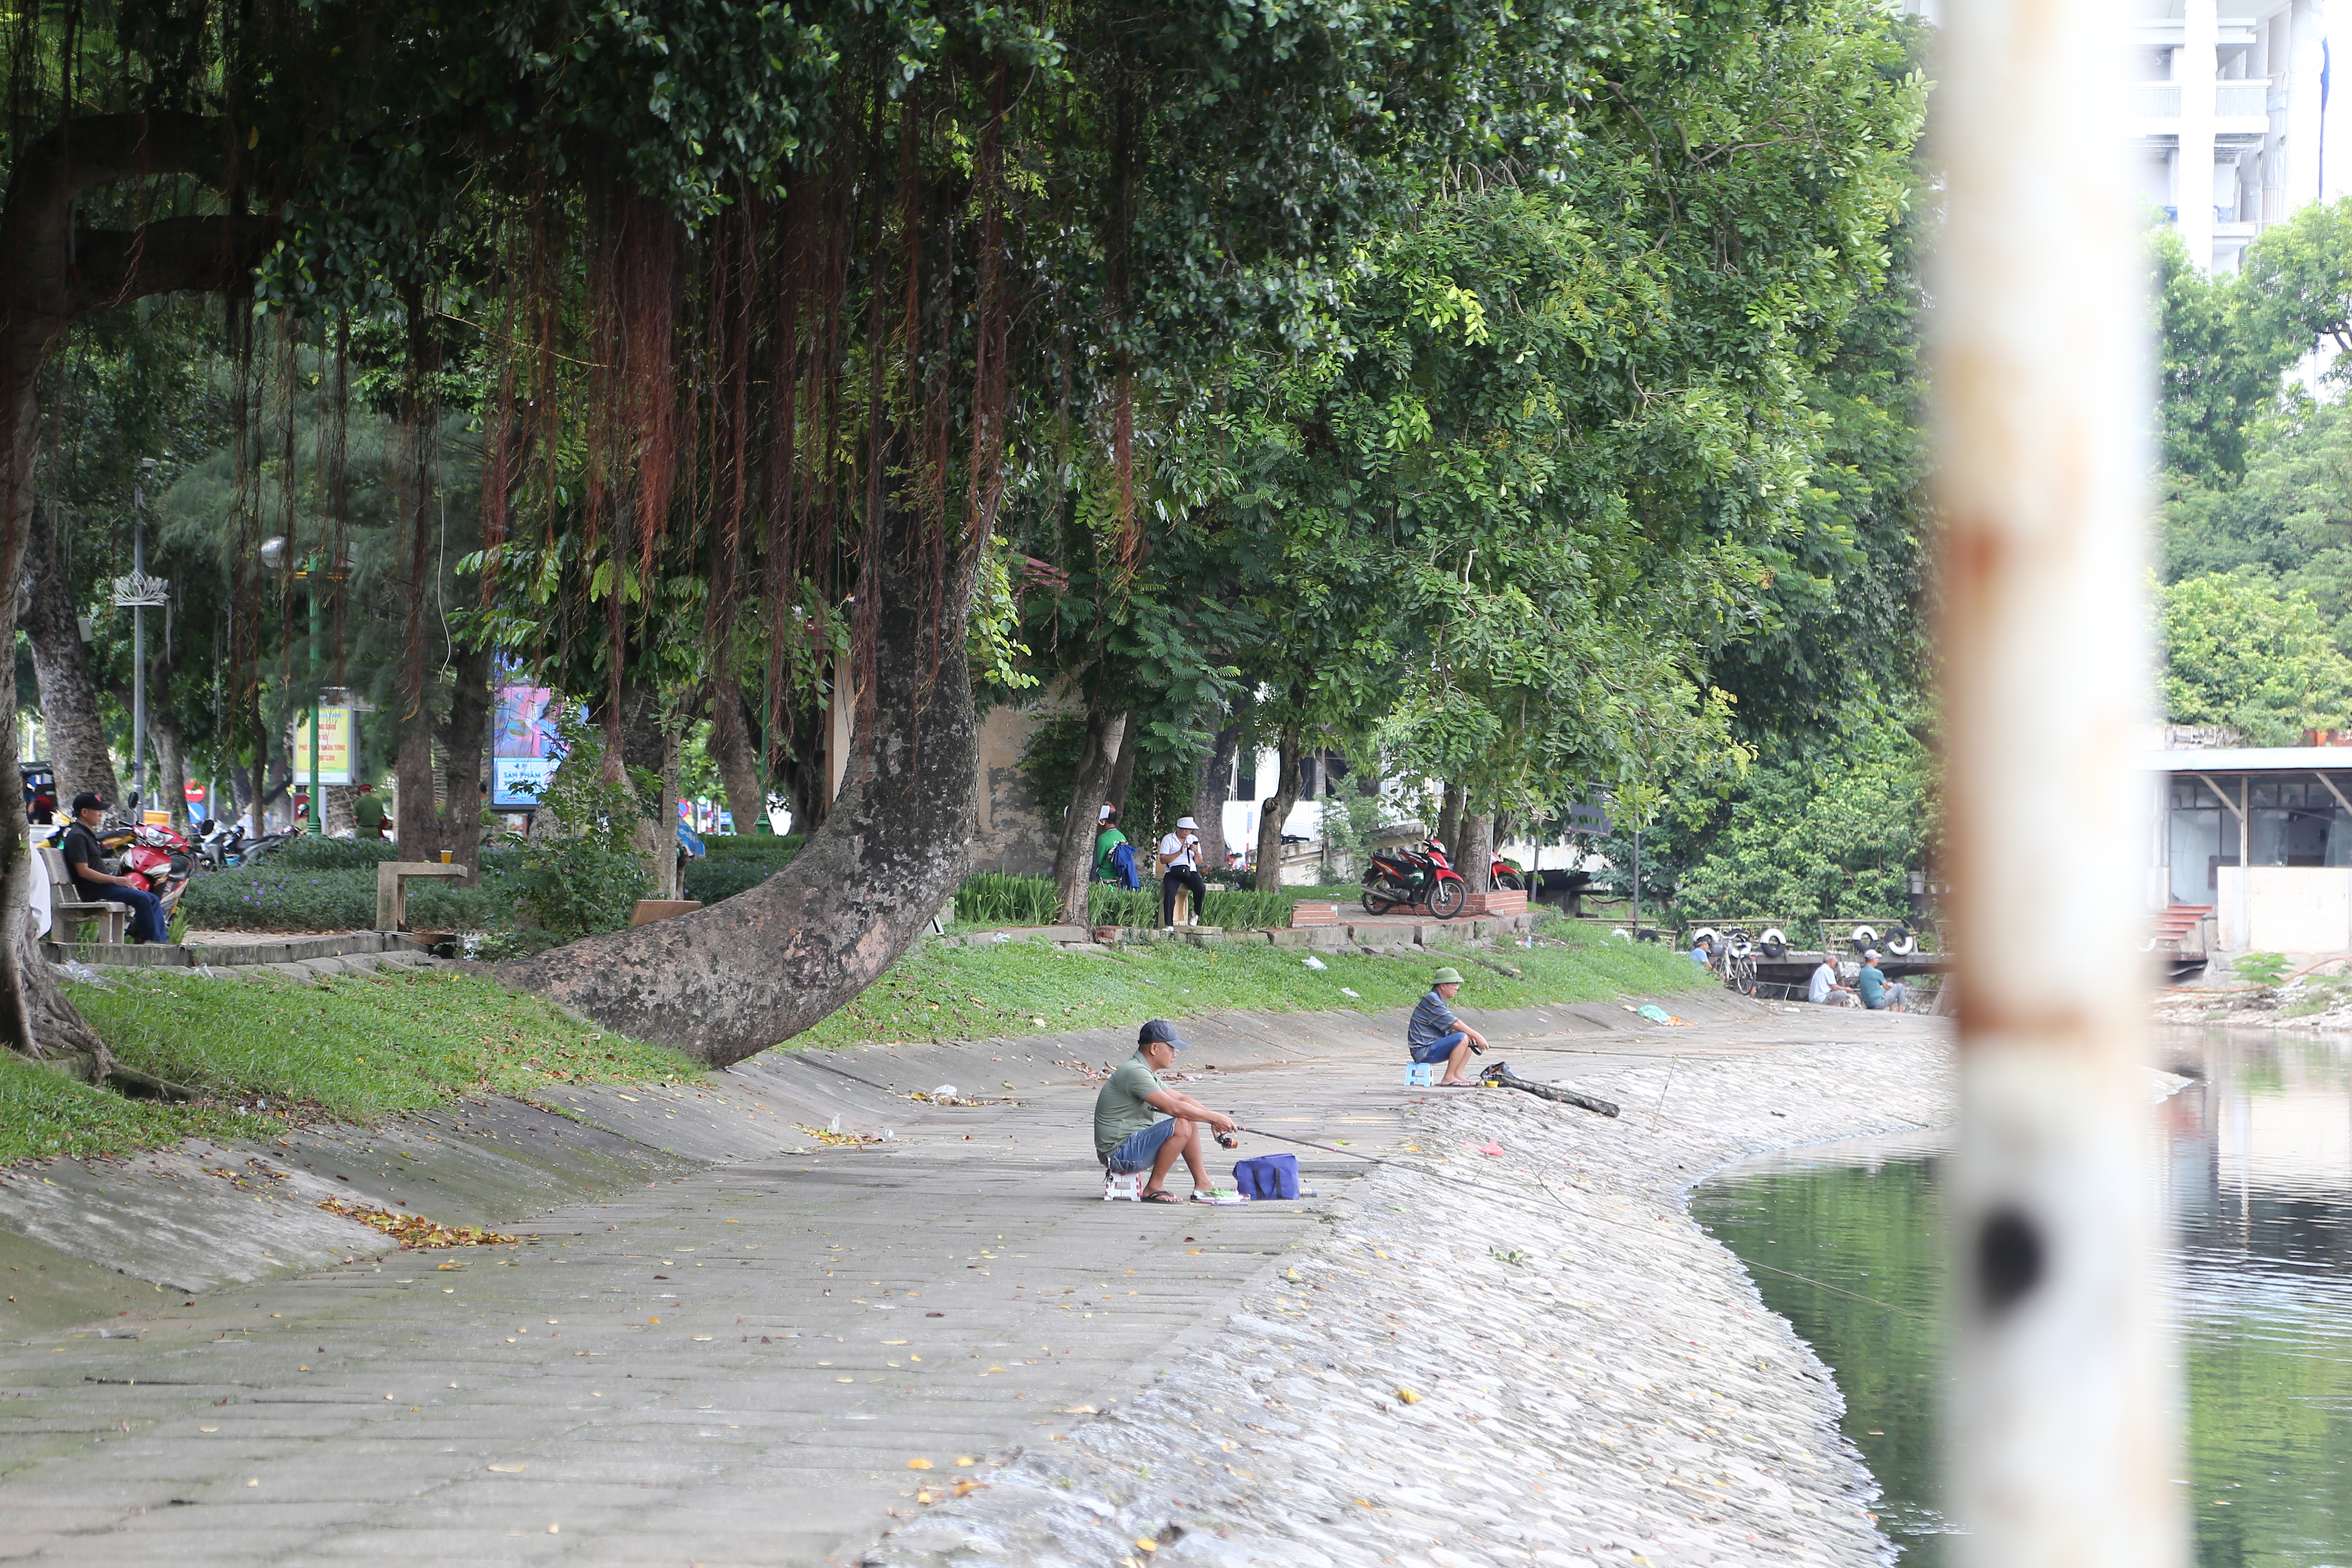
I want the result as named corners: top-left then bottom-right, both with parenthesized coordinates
top-left (793, 920), bottom-right (1714, 1051)
top-left (12, 969), bottom-right (704, 1166)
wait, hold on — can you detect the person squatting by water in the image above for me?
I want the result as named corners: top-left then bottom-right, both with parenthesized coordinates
top-left (1159, 815), bottom-right (1207, 929)
top-left (1409, 966), bottom-right (1491, 1086)
top-left (1809, 955), bottom-right (1856, 1007)
top-left (1094, 1020), bottom-right (1241, 1203)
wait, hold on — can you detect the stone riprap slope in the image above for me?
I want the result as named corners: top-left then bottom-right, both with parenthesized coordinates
top-left (870, 1038), bottom-right (1954, 1568)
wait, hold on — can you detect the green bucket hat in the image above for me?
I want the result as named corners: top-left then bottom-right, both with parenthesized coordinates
top-left (1430, 967), bottom-right (1465, 986)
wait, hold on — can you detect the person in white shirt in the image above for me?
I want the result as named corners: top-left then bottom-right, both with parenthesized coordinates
top-left (1158, 815), bottom-right (1208, 929)
top-left (1808, 956), bottom-right (1854, 1007)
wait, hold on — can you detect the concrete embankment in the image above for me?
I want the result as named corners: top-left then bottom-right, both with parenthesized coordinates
top-left (0, 984), bottom-right (1946, 1565)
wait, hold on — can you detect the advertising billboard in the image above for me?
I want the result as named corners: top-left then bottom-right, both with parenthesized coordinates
top-left (492, 685), bottom-right (563, 808)
top-left (290, 708), bottom-right (355, 786)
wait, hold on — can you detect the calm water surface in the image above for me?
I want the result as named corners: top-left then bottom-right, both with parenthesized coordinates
top-left (1691, 1029), bottom-right (2352, 1567)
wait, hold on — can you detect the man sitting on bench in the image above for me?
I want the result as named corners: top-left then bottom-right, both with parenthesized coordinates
top-left (1094, 1020), bottom-right (1240, 1204)
top-left (60, 791), bottom-right (166, 944)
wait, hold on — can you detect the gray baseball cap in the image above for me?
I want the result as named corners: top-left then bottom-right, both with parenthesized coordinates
top-left (1137, 1019), bottom-right (1190, 1050)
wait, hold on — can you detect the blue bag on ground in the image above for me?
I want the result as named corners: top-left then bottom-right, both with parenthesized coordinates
top-left (1232, 1152), bottom-right (1299, 1200)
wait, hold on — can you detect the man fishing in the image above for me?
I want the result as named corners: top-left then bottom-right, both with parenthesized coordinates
top-left (1409, 966), bottom-right (1491, 1086)
top-left (1094, 1020), bottom-right (1242, 1204)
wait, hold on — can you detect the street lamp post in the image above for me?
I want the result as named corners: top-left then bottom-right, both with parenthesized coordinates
top-left (112, 458), bottom-right (169, 817)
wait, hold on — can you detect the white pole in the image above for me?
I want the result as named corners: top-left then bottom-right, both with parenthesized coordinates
top-left (1935, 0), bottom-right (2187, 1559)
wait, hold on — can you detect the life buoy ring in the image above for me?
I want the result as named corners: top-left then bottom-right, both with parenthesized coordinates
top-left (1760, 927), bottom-right (1788, 958)
top-left (1849, 924), bottom-right (1879, 953)
top-left (1884, 925), bottom-right (1917, 957)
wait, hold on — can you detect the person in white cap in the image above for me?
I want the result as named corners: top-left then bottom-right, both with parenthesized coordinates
top-left (1094, 805), bottom-right (1131, 885)
top-left (1158, 815), bottom-right (1208, 929)
top-left (1856, 949), bottom-right (1906, 1012)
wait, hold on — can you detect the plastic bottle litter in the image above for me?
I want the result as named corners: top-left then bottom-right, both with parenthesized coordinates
top-left (829, 1114), bottom-right (842, 1133)
top-left (1340, 987), bottom-right (1360, 998)
top-left (931, 1084), bottom-right (957, 1099)
top-left (1303, 956), bottom-right (1328, 970)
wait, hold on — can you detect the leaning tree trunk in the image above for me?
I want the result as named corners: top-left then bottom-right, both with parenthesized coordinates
top-left (0, 112), bottom-right (273, 1067)
top-left (1052, 704), bottom-right (1128, 927)
top-left (493, 495), bottom-right (982, 1064)
top-left (149, 702), bottom-right (189, 832)
top-left (1104, 715), bottom-right (1141, 821)
top-left (1254, 726), bottom-right (1303, 891)
top-left (439, 639), bottom-right (493, 881)
top-left (21, 499), bottom-right (123, 806)
top-left (1193, 716), bottom-right (1241, 873)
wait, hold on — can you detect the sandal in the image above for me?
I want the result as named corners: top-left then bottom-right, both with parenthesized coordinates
top-left (1138, 1188), bottom-right (1182, 1204)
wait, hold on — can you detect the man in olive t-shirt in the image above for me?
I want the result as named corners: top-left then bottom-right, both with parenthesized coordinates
top-left (1093, 1020), bottom-right (1239, 1202)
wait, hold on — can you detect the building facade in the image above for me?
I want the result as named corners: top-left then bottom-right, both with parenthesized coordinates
top-left (2136, 0), bottom-right (2340, 273)
top-left (2150, 746), bottom-right (2352, 951)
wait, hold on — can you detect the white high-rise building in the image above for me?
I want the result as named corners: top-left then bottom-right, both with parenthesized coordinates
top-left (2134, 0), bottom-right (2346, 272)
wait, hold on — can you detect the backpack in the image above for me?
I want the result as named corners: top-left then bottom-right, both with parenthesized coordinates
top-left (1232, 1152), bottom-right (1298, 1200)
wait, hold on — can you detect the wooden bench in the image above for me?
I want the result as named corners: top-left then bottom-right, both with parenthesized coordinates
top-left (37, 844), bottom-right (128, 943)
top-left (375, 860), bottom-right (471, 931)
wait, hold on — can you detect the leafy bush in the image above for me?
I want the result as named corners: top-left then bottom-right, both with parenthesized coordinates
top-left (951, 872), bottom-right (1295, 930)
top-left (272, 835), bottom-right (409, 869)
top-left (500, 706), bottom-right (654, 943)
top-left (683, 834), bottom-right (805, 904)
top-left (2233, 950), bottom-right (2289, 986)
top-left (178, 862), bottom-right (511, 932)
top-left (957, 872), bottom-right (1062, 927)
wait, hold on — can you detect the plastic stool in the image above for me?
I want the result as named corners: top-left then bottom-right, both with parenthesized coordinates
top-left (1103, 1171), bottom-right (1144, 1202)
top-left (1404, 1063), bottom-right (1438, 1087)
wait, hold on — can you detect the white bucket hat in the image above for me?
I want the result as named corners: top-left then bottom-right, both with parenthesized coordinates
top-left (1176, 816), bottom-right (1198, 830)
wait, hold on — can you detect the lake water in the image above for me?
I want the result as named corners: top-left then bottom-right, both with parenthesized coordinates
top-left (1692, 1029), bottom-right (2352, 1567)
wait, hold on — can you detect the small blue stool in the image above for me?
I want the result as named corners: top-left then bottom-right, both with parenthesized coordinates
top-left (1404, 1063), bottom-right (1438, 1087)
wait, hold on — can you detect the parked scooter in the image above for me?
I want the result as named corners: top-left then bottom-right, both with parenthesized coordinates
top-left (1360, 838), bottom-right (1469, 919)
top-left (1490, 854), bottom-right (1525, 891)
top-left (98, 817), bottom-right (196, 920)
top-left (194, 817), bottom-right (293, 871)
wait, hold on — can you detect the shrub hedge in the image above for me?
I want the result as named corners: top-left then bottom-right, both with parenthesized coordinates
top-left (683, 834), bottom-right (804, 903)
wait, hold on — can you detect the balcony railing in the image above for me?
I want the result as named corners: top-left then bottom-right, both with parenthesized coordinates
top-left (2126, 79), bottom-right (2272, 121)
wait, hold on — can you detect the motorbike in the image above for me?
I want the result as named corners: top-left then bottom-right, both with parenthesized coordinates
top-left (1360, 838), bottom-right (1468, 919)
top-left (1490, 854), bottom-right (1525, 891)
top-left (97, 817), bottom-right (196, 920)
top-left (195, 817), bottom-right (294, 870)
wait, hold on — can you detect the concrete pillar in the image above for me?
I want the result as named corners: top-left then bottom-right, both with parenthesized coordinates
top-left (2288, 0), bottom-right (2328, 205)
top-left (2180, 0), bottom-right (2218, 268)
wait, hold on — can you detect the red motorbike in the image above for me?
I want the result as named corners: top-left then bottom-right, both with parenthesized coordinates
top-left (1490, 854), bottom-right (1525, 891)
top-left (106, 818), bottom-right (195, 920)
top-left (1361, 838), bottom-right (1468, 919)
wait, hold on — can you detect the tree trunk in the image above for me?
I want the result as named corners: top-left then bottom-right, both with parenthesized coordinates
top-left (393, 718), bottom-right (440, 859)
top-left (1104, 715), bottom-right (1141, 820)
top-left (21, 499), bottom-right (122, 807)
top-left (493, 491), bottom-right (983, 1064)
top-left (1254, 727), bottom-right (1303, 890)
top-left (439, 640), bottom-right (493, 882)
top-left (149, 702), bottom-right (188, 833)
top-left (1052, 704), bottom-right (1128, 927)
top-left (0, 112), bottom-right (275, 1063)
top-left (707, 669), bottom-right (766, 835)
top-left (618, 680), bottom-right (677, 899)
top-left (1435, 780), bottom-right (1466, 854)
top-left (1458, 809), bottom-right (1495, 890)
top-left (1193, 717), bottom-right (1241, 873)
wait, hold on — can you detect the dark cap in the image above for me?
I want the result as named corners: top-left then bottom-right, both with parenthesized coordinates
top-left (1137, 1019), bottom-right (1189, 1051)
top-left (70, 791), bottom-right (105, 814)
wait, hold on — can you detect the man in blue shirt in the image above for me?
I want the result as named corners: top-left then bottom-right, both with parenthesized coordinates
top-left (1408, 966), bottom-right (1490, 1085)
top-left (1856, 949), bottom-right (1908, 1013)
top-left (1689, 935), bottom-right (1714, 968)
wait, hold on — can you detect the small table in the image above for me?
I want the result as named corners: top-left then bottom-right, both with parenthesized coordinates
top-left (376, 861), bottom-right (470, 931)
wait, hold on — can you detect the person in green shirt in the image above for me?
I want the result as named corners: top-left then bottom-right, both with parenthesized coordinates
top-left (1093, 1020), bottom-right (1240, 1203)
top-left (1094, 805), bottom-right (1129, 882)
top-left (352, 783), bottom-right (390, 840)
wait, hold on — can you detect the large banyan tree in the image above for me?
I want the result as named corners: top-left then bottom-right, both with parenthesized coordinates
top-left (0, 0), bottom-right (1609, 1072)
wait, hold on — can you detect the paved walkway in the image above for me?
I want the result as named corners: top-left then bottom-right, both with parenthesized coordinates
top-left (0, 985), bottom-right (1940, 1566)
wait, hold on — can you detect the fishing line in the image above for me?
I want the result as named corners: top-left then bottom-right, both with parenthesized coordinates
top-left (1235, 1123), bottom-right (1932, 1323)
